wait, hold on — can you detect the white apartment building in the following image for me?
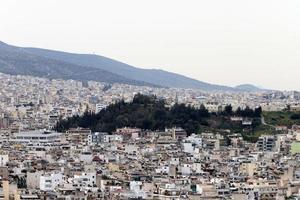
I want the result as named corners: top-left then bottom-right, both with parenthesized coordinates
top-left (40, 172), bottom-right (63, 191)
top-left (103, 134), bottom-right (123, 143)
top-left (73, 172), bottom-right (97, 188)
top-left (95, 103), bottom-right (107, 113)
top-left (10, 130), bottom-right (62, 146)
top-left (0, 154), bottom-right (8, 167)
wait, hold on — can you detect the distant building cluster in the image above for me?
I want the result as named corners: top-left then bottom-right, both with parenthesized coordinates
top-left (1, 73), bottom-right (300, 133)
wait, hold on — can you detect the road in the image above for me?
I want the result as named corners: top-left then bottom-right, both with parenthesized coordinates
top-left (261, 115), bottom-right (276, 128)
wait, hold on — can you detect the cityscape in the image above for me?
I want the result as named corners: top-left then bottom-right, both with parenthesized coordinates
top-left (1, 0), bottom-right (300, 199)
top-left (0, 72), bottom-right (299, 199)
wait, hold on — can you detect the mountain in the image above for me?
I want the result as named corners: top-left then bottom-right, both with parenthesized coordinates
top-left (24, 46), bottom-right (237, 91)
top-left (0, 41), bottom-right (156, 87)
top-left (235, 84), bottom-right (265, 92)
top-left (1, 40), bottom-right (242, 91)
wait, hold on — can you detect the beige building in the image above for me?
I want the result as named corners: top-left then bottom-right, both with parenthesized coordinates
top-left (27, 171), bottom-right (43, 190)
top-left (239, 163), bottom-right (257, 177)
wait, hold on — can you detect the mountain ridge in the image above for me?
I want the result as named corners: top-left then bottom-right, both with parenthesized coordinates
top-left (23, 46), bottom-right (237, 91)
top-left (235, 84), bottom-right (271, 92)
top-left (0, 41), bottom-right (264, 91)
top-left (0, 41), bottom-right (158, 87)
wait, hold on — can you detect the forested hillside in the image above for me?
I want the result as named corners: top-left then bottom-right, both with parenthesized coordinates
top-left (55, 94), bottom-right (264, 142)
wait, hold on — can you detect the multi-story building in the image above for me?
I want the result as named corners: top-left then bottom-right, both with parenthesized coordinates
top-left (257, 135), bottom-right (275, 151)
top-left (40, 172), bottom-right (63, 191)
top-left (10, 129), bottom-right (62, 146)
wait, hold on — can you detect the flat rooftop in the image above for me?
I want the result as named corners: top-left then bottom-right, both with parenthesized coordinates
top-left (13, 129), bottom-right (62, 137)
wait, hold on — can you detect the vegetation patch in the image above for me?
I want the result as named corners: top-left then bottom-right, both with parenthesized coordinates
top-left (263, 111), bottom-right (300, 127)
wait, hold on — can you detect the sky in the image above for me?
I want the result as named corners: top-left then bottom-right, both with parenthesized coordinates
top-left (0, 0), bottom-right (300, 91)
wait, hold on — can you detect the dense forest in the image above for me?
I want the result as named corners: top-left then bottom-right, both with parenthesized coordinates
top-left (55, 94), bottom-right (262, 139)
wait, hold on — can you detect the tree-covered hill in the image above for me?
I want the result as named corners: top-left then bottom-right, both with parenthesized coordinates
top-left (54, 94), bottom-right (263, 141)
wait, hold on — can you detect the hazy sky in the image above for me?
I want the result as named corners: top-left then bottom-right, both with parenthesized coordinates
top-left (1, 0), bottom-right (300, 90)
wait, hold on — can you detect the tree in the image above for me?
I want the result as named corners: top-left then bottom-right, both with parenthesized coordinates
top-left (254, 106), bottom-right (262, 117)
top-left (286, 104), bottom-right (291, 111)
top-left (224, 104), bottom-right (233, 115)
top-left (235, 107), bottom-right (242, 116)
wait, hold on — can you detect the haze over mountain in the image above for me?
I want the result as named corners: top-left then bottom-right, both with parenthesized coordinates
top-left (235, 84), bottom-right (267, 92)
top-left (0, 41), bottom-right (261, 92)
